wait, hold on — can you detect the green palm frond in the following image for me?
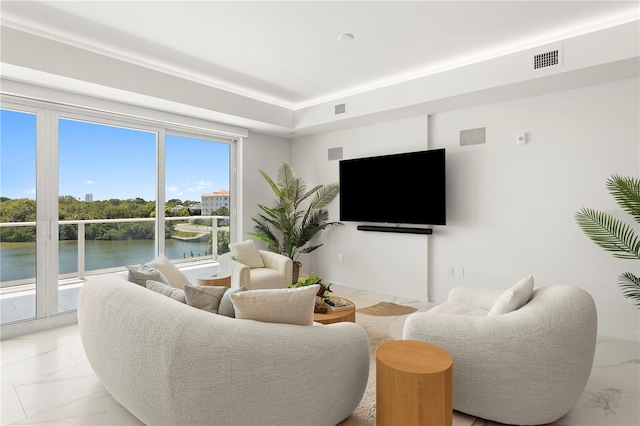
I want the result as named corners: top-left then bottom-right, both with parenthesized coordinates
top-left (309, 184), bottom-right (340, 210)
top-left (277, 162), bottom-right (302, 202)
top-left (618, 272), bottom-right (640, 307)
top-left (576, 174), bottom-right (640, 308)
top-left (575, 207), bottom-right (640, 260)
top-left (607, 175), bottom-right (640, 222)
top-left (250, 162), bottom-right (341, 261)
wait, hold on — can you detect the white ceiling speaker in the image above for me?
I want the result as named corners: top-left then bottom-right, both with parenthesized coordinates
top-left (338, 33), bottom-right (355, 42)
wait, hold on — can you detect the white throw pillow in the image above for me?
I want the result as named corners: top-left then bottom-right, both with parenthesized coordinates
top-left (229, 240), bottom-right (265, 269)
top-left (230, 284), bottom-right (319, 325)
top-left (488, 275), bottom-right (534, 316)
top-left (147, 254), bottom-right (192, 289)
top-left (146, 280), bottom-right (186, 303)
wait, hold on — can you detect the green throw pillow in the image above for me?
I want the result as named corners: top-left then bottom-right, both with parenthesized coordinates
top-left (184, 285), bottom-right (227, 313)
top-left (126, 264), bottom-right (171, 287)
top-left (218, 286), bottom-right (247, 317)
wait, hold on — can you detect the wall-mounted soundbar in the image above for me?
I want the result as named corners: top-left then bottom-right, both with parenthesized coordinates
top-left (356, 225), bottom-right (433, 235)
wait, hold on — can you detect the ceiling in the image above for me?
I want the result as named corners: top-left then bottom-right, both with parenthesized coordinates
top-left (2, 0), bottom-right (639, 111)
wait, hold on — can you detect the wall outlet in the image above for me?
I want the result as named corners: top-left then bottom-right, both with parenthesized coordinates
top-left (447, 266), bottom-right (454, 277)
top-left (338, 254), bottom-right (344, 263)
top-left (455, 267), bottom-right (465, 277)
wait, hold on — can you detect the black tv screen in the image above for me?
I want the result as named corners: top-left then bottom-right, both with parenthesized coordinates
top-left (339, 148), bottom-right (446, 225)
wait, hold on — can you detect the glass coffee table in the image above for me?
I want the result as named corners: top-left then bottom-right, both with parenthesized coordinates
top-left (313, 297), bottom-right (356, 325)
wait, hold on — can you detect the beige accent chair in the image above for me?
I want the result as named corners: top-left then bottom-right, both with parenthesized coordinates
top-left (403, 280), bottom-right (597, 425)
top-left (219, 240), bottom-right (293, 289)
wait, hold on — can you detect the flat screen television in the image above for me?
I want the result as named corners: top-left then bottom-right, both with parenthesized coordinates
top-left (339, 148), bottom-right (446, 226)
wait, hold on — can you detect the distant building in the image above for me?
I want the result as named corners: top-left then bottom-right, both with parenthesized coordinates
top-left (85, 193), bottom-right (93, 203)
top-left (201, 190), bottom-right (229, 215)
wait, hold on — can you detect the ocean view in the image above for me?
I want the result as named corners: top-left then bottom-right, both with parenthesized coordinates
top-left (0, 238), bottom-right (213, 283)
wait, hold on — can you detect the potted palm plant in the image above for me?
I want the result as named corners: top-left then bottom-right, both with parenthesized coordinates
top-left (575, 174), bottom-right (640, 307)
top-left (247, 162), bottom-right (342, 283)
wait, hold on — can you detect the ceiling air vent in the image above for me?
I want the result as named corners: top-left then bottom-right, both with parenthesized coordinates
top-left (334, 102), bottom-right (347, 116)
top-left (532, 47), bottom-right (562, 71)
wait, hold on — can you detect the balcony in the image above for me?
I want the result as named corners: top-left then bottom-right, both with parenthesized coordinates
top-left (1, 216), bottom-right (228, 325)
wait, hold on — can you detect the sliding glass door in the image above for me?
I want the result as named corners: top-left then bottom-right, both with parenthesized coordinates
top-left (57, 117), bottom-right (158, 312)
top-left (1, 99), bottom-right (236, 331)
top-left (0, 108), bottom-right (38, 324)
top-left (165, 133), bottom-right (231, 262)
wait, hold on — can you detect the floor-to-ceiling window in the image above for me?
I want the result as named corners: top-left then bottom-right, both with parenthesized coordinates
top-left (0, 97), bottom-right (238, 331)
top-left (0, 108), bottom-right (38, 324)
top-left (57, 117), bottom-right (158, 313)
top-left (165, 134), bottom-right (231, 262)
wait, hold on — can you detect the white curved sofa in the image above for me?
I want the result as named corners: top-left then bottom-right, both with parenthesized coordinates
top-left (78, 273), bottom-right (369, 426)
top-left (403, 284), bottom-right (597, 425)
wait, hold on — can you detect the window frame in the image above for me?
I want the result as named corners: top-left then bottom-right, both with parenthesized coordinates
top-left (1, 92), bottom-right (242, 337)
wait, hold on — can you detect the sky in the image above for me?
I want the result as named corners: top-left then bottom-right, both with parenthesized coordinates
top-left (1, 109), bottom-right (230, 202)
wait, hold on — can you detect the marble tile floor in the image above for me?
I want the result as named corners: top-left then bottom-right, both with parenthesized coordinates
top-left (1, 285), bottom-right (638, 426)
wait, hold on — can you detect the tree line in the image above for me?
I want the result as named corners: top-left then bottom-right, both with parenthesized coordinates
top-left (0, 196), bottom-right (229, 243)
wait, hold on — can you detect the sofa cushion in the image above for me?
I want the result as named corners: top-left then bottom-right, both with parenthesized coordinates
top-left (218, 286), bottom-right (247, 317)
top-left (429, 301), bottom-right (489, 316)
top-left (230, 284), bottom-right (319, 325)
top-left (229, 240), bottom-right (265, 268)
top-left (184, 285), bottom-right (228, 313)
top-left (488, 275), bottom-right (534, 316)
top-left (146, 280), bottom-right (186, 303)
top-left (147, 254), bottom-right (192, 289)
top-left (126, 264), bottom-right (171, 287)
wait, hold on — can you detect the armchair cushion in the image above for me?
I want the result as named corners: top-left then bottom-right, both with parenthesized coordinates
top-left (487, 274), bottom-right (534, 315)
top-left (219, 249), bottom-right (293, 290)
top-left (229, 240), bottom-right (264, 268)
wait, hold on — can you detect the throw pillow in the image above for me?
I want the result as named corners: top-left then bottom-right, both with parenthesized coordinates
top-left (147, 254), bottom-right (192, 289)
top-left (488, 275), bottom-right (534, 316)
top-left (146, 280), bottom-right (186, 303)
top-left (229, 240), bottom-right (264, 269)
top-left (218, 286), bottom-right (247, 318)
top-left (184, 285), bottom-right (227, 313)
top-left (230, 284), bottom-right (319, 326)
top-left (126, 264), bottom-right (171, 287)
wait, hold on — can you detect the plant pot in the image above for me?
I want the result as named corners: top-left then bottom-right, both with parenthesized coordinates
top-left (292, 261), bottom-right (302, 284)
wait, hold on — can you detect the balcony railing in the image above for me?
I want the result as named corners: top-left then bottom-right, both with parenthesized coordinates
top-left (0, 216), bottom-right (228, 290)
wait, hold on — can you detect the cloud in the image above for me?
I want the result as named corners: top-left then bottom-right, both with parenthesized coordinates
top-left (196, 180), bottom-right (211, 190)
top-left (86, 180), bottom-right (96, 185)
top-left (167, 186), bottom-right (179, 193)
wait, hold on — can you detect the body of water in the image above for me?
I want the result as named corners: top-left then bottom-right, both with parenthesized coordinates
top-left (0, 239), bottom-right (212, 282)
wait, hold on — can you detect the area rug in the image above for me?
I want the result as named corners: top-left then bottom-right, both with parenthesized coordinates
top-left (338, 310), bottom-right (476, 426)
top-left (356, 301), bottom-right (417, 316)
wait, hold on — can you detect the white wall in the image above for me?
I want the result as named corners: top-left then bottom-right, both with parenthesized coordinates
top-left (293, 115), bottom-right (433, 301)
top-left (239, 132), bottom-right (292, 241)
top-left (294, 77), bottom-right (640, 342)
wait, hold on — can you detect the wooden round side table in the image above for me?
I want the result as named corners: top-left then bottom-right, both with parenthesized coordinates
top-left (376, 340), bottom-right (453, 426)
top-left (313, 297), bottom-right (356, 325)
top-left (195, 272), bottom-right (231, 288)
